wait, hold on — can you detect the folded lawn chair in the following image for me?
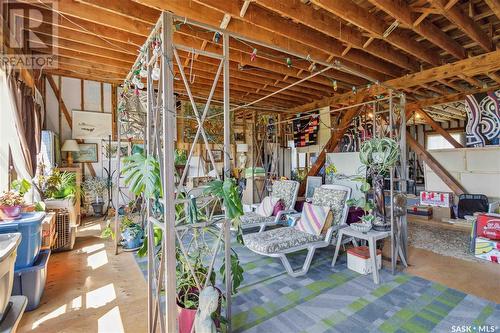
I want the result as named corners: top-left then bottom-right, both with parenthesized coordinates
top-left (241, 180), bottom-right (299, 233)
top-left (244, 185), bottom-right (351, 277)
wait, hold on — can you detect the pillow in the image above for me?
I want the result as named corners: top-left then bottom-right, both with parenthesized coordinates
top-left (295, 203), bottom-right (332, 236)
top-left (272, 199), bottom-right (285, 216)
top-left (255, 196), bottom-right (279, 217)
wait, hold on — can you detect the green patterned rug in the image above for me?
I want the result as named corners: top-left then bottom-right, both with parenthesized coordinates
top-left (134, 242), bottom-right (500, 333)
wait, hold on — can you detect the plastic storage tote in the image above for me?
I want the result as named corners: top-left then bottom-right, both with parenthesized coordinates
top-left (0, 212), bottom-right (44, 269)
top-left (0, 233), bottom-right (21, 318)
top-left (12, 249), bottom-right (50, 311)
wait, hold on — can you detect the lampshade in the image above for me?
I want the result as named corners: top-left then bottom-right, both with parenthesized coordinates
top-left (236, 143), bottom-right (249, 153)
top-left (61, 139), bottom-right (80, 152)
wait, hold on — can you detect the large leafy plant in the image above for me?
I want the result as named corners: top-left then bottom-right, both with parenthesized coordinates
top-left (122, 153), bottom-right (162, 198)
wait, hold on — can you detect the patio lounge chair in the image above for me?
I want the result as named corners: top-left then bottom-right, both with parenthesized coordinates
top-left (240, 180), bottom-right (299, 233)
top-left (244, 185), bottom-right (351, 277)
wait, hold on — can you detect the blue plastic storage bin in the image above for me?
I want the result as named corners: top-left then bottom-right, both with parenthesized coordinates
top-left (0, 212), bottom-right (44, 269)
top-left (12, 249), bottom-right (50, 311)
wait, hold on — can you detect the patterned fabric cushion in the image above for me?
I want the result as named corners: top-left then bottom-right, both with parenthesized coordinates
top-left (255, 196), bottom-right (279, 217)
top-left (241, 212), bottom-right (275, 225)
top-left (244, 227), bottom-right (324, 254)
top-left (312, 188), bottom-right (348, 226)
top-left (271, 180), bottom-right (298, 209)
top-left (295, 203), bottom-right (332, 236)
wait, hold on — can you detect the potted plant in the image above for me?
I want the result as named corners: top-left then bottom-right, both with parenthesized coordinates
top-left (82, 177), bottom-right (108, 217)
top-left (101, 214), bottom-right (144, 250)
top-left (0, 191), bottom-right (24, 220)
top-left (325, 163), bottom-right (337, 184)
top-left (359, 138), bottom-right (400, 230)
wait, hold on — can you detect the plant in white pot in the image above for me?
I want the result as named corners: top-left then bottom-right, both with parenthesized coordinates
top-left (82, 177), bottom-right (108, 217)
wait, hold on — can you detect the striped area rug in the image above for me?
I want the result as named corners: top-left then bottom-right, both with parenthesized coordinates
top-left (134, 241), bottom-right (500, 333)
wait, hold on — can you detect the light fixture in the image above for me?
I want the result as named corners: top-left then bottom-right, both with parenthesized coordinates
top-left (61, 140), bottom-right (80, 166)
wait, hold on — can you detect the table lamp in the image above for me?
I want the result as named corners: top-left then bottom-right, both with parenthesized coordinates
top-left (61, 139), bottom-right (80, 166)
top-left (236, 143), bottom-right (249, 169)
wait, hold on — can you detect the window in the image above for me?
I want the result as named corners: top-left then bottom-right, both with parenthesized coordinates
top-left (426, 132), bottom-right (464, 150)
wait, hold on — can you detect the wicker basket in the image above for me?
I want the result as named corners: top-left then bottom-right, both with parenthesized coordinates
top-left (49, 209), bottom-right (75, 251)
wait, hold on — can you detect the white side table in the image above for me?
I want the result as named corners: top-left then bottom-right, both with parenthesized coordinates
top-left (331, 227), bottom-right (391, 284)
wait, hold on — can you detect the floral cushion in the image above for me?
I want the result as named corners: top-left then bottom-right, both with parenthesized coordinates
top-left (244, 227), bottom-right (324, 254)
top-left (312, 188), bottom-right (348, 226)
top-left (271, 180), bottom-right (298, 209)
top-left (241, 212), bottom-right (275, 225)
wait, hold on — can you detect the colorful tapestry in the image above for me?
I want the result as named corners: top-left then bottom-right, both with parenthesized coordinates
top-left (293, 112), bottom-right (319, 147)
top-left (465, 90), bottom-right (500, 147)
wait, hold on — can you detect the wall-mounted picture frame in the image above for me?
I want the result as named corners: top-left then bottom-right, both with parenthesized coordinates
top-left (102, 141), bottom-right (130, 159)
top-left (205, 149), bottom-right (223, 163)
top-left (72, 110), bottom-right (112, 139)
top-left (73, 143), bottom-right (98, 163)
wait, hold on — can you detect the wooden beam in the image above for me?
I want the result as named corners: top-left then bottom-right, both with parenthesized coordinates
top-left (46, 75), bottom-right (96, 176)
top-left (309, 0), bottom-right (441, 65)
top-left (386, 50), bottom-right (500, 89)
top-left (367, 0), bottom-right (466, 59)
top-left (298, 101), bottom-right (368, 195)
top-left (76, 0), bottom-right (386, 82)
top-left (485, 0), bottom-right (500, 21)
top-left (428, 0), bottom-right (493, 52)
top-left (406, 134), bottom-right (466, 195)
top-left (256, 0), bottom-right (420, 71)
top-left (417, 109), bottom-right (463, 148)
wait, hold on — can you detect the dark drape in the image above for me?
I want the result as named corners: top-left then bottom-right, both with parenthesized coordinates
top-left (6, 70), bottom-right (42, 177)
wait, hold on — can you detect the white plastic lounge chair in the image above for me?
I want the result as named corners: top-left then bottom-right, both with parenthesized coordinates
top-left (240, 180), bottom-right (299, 233)
top-left (244, 185), bottom-right (352, 277)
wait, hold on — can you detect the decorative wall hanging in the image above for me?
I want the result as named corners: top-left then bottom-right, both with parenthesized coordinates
top-left (72, 110), bottom-right (113, 140)
top-left (293, 112), bottom-right (319, 147)
top-left (465, 90), bottom-right (500, 147)
top-left (73, 143), bottom-right (98, 163)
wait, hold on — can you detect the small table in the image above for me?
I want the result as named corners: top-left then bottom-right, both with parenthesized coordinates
top-left (331, 227), bottom-right (391, 284)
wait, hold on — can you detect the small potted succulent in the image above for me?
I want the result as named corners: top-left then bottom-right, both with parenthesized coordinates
top-left (0, 191), bottom-right (25, 220)
top-left (82, 177), bottom-right (108, 217)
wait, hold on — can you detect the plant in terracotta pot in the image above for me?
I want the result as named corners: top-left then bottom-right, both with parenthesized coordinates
top-left (82, 177), bottom-right (108, 217)
top-left (0, 191), bottom-right (25, 220)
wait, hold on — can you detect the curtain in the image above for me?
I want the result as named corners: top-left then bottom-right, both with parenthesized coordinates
top-left (5, 69), bottom-right (42, 177)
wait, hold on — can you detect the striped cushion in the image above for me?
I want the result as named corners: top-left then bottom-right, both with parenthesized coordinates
top-left (295, 203), bottom-right (332, 236)
top-left (255, 196), bottom-right (279, 217)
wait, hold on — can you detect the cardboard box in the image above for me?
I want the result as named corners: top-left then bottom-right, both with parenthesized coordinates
top-left (432, 206), bottom-right (453, 221)
top-left (41, 212), bottom-right (56, 250)
top-left (475, 237), bottom-right (500, 264)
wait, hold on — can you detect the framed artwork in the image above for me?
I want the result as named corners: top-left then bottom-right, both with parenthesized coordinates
top-left (205, 149), bottom-right (223, 163)
top-left (72, 110), bottom-right (112, 139)
top-left (305, 176), bottom-right (323, 200)
top-left (73, 143), bottom-right (98, 163)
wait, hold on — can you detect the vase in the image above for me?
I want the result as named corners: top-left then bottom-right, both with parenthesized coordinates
top-left (372, 174), bottom-right (386, 220)
top-left (0, 205), bottom-right (22, 220)
top-left (91, 202), bottom-right (105, 217)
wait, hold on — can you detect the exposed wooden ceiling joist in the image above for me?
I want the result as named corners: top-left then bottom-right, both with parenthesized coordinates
top-left (308, 0), bottom-right (441, 65)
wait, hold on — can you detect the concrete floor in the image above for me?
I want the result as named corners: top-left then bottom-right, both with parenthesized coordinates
top-left (19, 218), bottom-right (500, 333)
top-left (18, 220), bottom-right (148, 333)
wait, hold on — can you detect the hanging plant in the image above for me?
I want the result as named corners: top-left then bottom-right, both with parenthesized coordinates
top-left (359, 138), bottom-right (400, 175)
